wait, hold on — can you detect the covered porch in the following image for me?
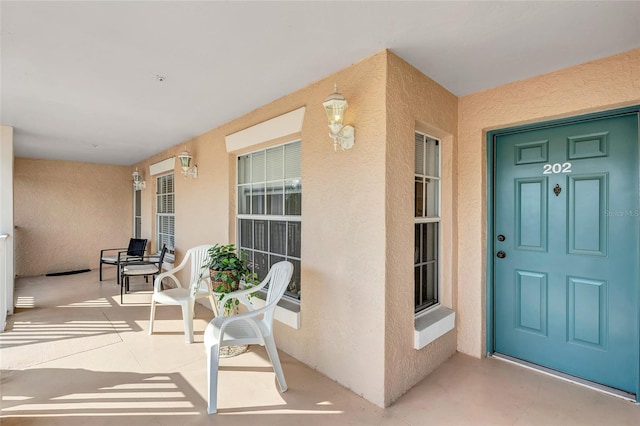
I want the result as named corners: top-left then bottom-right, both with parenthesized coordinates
top-left (1, 271), bottom-right (638, 425)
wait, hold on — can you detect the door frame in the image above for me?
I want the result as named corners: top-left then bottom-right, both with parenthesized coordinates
top-left (485, 105), bottom-right (640, 399)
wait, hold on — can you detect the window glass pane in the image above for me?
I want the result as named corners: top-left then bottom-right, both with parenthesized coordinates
top-left (266, 146), bottom-right (284, 181)
top-left (425, 136), bottom-right (439, 177)
top-left (285, 179), bottom-right (302, 215)
top-left (288, 259), bottom-right (301, 297)
top-left (414, 224), bottom-right (421, 265)
top-left (425, 179), bottom-right (438, 217)
top-left (270, 254), bottom-right (286, 269)
top-left (415, 133), bottom-right (424, 175)
top-left (158, 216), bottom-right (175, 251)
top-left (157, 195), bottom-right (165, 213)
top-left (269, 221), bottom-right (286, 255)
top-left (414, 266), bottom-right (421, 306)
top-left (422, 263), bottom-right (437, 306)
top-left (239, 219), bottom-right (253, 249)
top-left (243, 249), bottom-right (254, 274)
top-left (285, 142), bottom-right (301, 179)
top-left (287, 222), bottom-right (301, 258)
top-left (267, 182), bottom-right (284, 215)
top-left (238, 155), bottom-right (251, 184)
top-left (135, 190), bottom-right (141, 215)
top-left (253, 252), bottom-right (269, 282)
top-left (254, 220), bottom-right (267, 251)
top-left (166, 174), bottom-right (174, 193)
top-left (251, 183), bottom-right (265, 214)
top-left (422, 223), bottom-right (438, 263)
top-left (238, 184), bottom-right (251, 214)
top-left (251, 151), bottom-right (265, 183)
top-left (135, 218), bottom-right (141, 238)
top-left (168, 195), bottom-right (175, 214)
top-left (415, 178), bottom-right (424, 217)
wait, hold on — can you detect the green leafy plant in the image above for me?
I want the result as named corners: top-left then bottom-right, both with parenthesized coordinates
top-left (201, 244), bottom-right (258, 314)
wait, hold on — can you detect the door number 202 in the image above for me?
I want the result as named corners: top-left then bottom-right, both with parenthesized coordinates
top-left (542, 162), bottom-right (572, 174)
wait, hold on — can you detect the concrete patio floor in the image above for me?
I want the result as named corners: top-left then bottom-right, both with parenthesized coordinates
top-left (1, 270), bottom-right (639, 425)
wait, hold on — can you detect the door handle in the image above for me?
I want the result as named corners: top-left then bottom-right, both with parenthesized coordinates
top-left (497, 251), bottom-right (506, 259)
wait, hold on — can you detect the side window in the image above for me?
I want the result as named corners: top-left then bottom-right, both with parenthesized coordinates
top-left (237, 141), bottom-right (301, 300)
top-left (133, 189), bottom-right (142, 239)
top-left (156, 173), bottom-right (175, 255)
top-left (414, 132), bottom-right (440, 312)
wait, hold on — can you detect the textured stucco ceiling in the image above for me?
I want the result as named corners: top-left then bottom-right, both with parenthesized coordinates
top-left (2, 1), bottom-right (639, 165)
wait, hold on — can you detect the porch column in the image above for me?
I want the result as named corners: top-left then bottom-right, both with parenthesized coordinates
top-left (0, 125), bottom-right (15, 331)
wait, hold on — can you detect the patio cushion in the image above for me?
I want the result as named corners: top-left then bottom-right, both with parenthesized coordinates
top-left (123, 264), bottom-right (160, 276)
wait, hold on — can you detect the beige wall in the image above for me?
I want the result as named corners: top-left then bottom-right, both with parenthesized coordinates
top-left (134, 51), bottom-right (394, 405)
top-left (15, 46), bottom-right (637, 408)
top-left (384, 53), bottom-right (459, 405)
top-left (457, 48), bottom-right (640, 357)
top-left (131, 50), bottom-right (464, 407)
top-left (14, 158), bottom-right (132, 277)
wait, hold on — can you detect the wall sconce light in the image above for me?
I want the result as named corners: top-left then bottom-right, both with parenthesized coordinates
top-left (323, 84), bottom-right (355, 151)
top-left (177, 150), bottom-right (198, 178)
top-left (132, 168), bottom-right (146, 190)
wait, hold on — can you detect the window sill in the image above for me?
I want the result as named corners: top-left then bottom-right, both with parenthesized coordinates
top-left (251, 292), bottom-right (300, 329)
top-left (161, 259), bottom-right (174, 271)
top-left (414, 306), bottom-right (455, 350)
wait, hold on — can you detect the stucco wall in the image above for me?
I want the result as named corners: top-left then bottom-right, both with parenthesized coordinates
top-left (133, 51), bottom-right (389, 406)
top-left (384, 53), bottom-right (459, 405)
top-left (457, 48), bottom-right (640, 357)
top-left (13, 46), bottom-right (638, 409)
top-left (14, 158), bottom-right (132, 277)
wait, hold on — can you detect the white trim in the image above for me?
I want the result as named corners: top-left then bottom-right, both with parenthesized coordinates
top-left (414, 131), bottom-right (442, 312)
top-left (225, 107), bottom-right (306, 153)
top-left (237, 214), bottom-right (302, 222)
top-left (0, 126), bottom-right (14, 327)
top-left (150, 157), bottom-right (175, 176)
top-left (251, 294), bottom-right (300, 329)
top-left (414, 306), bottom-right (455, 349)
top-left (492, 354), bottom-right (636, 402)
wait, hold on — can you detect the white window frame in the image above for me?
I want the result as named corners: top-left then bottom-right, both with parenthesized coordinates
top-left (156, 173), bottom-right (175, 257)
top-left (413, 131), bottom-right (455, 350)
top-left (236, 140), bottom-right (302, 302)
top-left (414, 131), bottom-right (441, 314)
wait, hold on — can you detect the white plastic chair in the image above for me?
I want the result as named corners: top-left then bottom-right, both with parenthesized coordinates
top-left (204, 261), bottom-right (293, 414)
top-left (149, 244), bottom-right (216, 343)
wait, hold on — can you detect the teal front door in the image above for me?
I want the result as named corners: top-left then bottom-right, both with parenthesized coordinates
top-left (493, 112), bottom-right (639, 396)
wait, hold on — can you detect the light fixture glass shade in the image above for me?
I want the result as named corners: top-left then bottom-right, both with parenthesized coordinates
top-left (132, 169), bottom-right (146, 190)
top-left (178, 151), bottom-right (192, 172)
top-left (176, 150), bottom-right (198, 178)
top-left (323, 85), bottom-right (348, 134)
top-left (323, 84), bottom-right (355, 151)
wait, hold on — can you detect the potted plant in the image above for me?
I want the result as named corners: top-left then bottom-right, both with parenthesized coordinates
top-left (201, 243), bottom-right (257, 314)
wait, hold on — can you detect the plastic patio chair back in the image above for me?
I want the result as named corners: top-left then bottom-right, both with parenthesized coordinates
top-left (203, 260), bottom-right (294, 414)
top-left (149, 244), bottom-right (216, 343)
top-left (188, 245), bottom-right (212, 297)
top-left (261, 261), bottom-right (294, 331)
